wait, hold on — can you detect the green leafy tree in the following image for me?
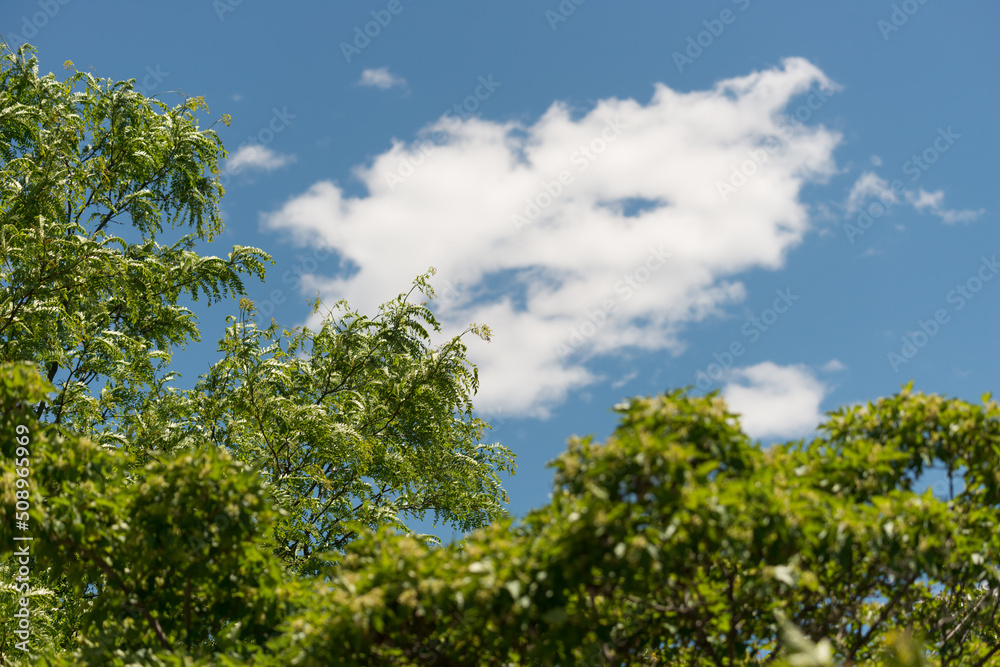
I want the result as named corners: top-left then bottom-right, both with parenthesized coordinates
top-left (258, 386), bottom-right (1000, 665)
top-left (0, 43), bottom-right (512, 549)
top-left (5, 41), bottom-right (999, 666)
top-left (0, 45), bottom-right (266, 440)
top-left (0, 362), bottom-right (287, 664)
top-left (168, 289), bottom-right (514, 576)
top-left (0, 42), bottom-right (514, 656)
top-left (9, 357), bottom-right (987, 664)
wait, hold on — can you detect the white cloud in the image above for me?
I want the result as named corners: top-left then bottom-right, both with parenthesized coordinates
top-left (721, 362), bottom-right (827, 440)
top-left (821, 359), bottom-right (846, 372)
top-left (359, 67), bottom-right (407, 90)
top-left (845, 175), bottom-right (984, 225)
top-left (226, 145), bottom-right (295, 173)
top-left (846, 171), bottom-right (897, 214)
top-left (935, 208), bottom-right (985, 224)
top-left (262, 57), bottom-right (841, 418)
top-left (907, 188), bottom-right (943, 211)
top-left (906, 188), bottom-right (984, 224)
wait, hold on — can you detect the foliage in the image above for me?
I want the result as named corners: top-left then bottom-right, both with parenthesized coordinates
top-left (0, 42), bottom-right (514, 660)
top-left (0, 362), bottom-right (288, 663)
top-left (173, 288), bottom-right (512, 576)
top-left (257, 387), bottom-right (1000, 665)
top-left (0, 44), bottom-right (266, 445)
top-left (2, 41), bottom-right (999, 666)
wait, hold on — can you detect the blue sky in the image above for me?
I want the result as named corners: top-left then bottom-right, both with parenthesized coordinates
top-left (6, 0), bottom-right (996, 522)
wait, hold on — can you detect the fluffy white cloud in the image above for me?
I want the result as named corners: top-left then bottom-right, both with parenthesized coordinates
top-left (359, 67), bottom-right (406, 90)
top-left (721, 362), bottom-right (828, 440)
top-left (225, 145), bottom-right (295, 173)
top-left (262, 57), bottom-right (841, 418)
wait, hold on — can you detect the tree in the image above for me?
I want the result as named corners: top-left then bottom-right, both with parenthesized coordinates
top-left (0, 46), bottom-right (265, 437)
top-left (4, 42), bottom-right (998, 665)
top-left (138, 287), bottom-right (514, 577)
top-left (0, 362), bottom-right (287, 662)
top-left (7, 362), bottom-right (995, 664)
top-left (254, 385), bottom-right (1000, 665)
top-left (0, 41), bottom-right (513, 655)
